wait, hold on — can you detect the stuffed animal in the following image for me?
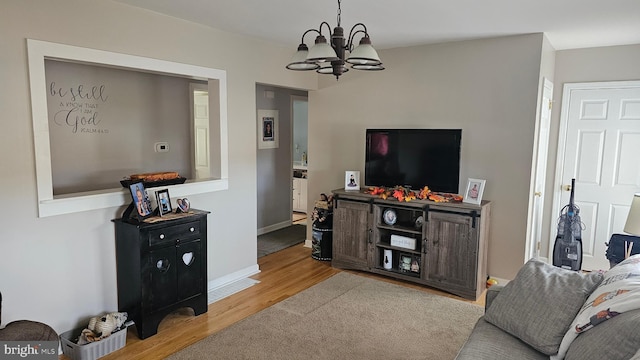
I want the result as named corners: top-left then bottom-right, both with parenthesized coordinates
top-left (77, 312), bottom-right (127, 344)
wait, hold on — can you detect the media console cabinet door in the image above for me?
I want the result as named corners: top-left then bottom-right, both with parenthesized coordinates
top-left (332, 199), bottom-right (371, 270)
top-left (425, 210), bottom-right (478, 291)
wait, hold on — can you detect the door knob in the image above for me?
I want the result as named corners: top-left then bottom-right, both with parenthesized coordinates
top-left (534, 192), bottom-right (542, 197)
top-left (562, 184), bottom-right (572, 192)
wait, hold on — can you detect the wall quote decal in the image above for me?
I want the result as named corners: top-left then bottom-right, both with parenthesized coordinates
top-left (48, 81), bottom-right (110, 134)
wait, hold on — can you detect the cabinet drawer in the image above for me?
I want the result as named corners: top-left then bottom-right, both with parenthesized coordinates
top-left (147, 221), bottom-right (200, 247)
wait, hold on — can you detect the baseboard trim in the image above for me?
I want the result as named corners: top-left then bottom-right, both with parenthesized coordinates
top-left (208, 264), bottom-right (260, 292)
top-left (257, 220), bottom-right (292, 236)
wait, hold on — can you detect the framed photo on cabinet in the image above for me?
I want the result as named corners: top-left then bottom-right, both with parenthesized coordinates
top-left (463, 178), bottom-right (486, 205)
top-left (128, 180), bottom-right (153, 220)
top-left (155, 189), bottom-right (172, 216)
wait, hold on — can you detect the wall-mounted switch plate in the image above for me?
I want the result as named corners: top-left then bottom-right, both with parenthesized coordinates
top-left (155, 142), bottom-right (169, 152)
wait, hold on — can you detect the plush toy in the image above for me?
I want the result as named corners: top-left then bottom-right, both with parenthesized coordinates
top-left (77, 312), bottom-right (127, 344)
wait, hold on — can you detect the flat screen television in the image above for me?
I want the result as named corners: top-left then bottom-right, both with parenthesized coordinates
top-left (365, 129), bottom-right (462, 193)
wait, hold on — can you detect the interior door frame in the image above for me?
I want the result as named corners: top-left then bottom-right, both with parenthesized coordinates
top-left (548, 80), bottom-right (640, 261)
top-left (525, 78), bottom-right (553, 262)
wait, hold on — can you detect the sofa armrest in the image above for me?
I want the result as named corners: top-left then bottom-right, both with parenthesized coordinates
top-left (485, 285), bottom-right (504, 311)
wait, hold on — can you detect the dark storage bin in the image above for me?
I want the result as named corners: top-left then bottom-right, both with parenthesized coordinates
top-left (311, 223), bottom-right (333, 261)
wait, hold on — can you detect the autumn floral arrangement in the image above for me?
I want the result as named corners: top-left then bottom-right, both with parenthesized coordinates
top-left (365, 185), bottom-right (463, 203)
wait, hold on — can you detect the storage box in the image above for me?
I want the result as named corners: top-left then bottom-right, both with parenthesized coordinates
top-left (390, 234), bottom-right (416, 250)
top-left (60, 327), bottom-right (127, 360)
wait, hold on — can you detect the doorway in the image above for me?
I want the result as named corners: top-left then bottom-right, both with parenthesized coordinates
top-left (256, 85), bottom-right (308, 236)
top-left (292, 95), bottom-right (309, 225)
top-left (550, 81), bottom-right (640, 270)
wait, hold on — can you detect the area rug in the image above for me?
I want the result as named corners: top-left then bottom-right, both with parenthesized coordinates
top-left (257, 224), bottom-right (306, 257)
top-left (166, 272), bottom-right (484, 360)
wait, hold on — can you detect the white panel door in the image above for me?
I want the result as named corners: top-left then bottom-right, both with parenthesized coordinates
top-left (528, 78), bottom-right (553, 260)
top-left (553, 81), bottom-right (640, 270)
top-left (193, 90), bottom-right (210, 179)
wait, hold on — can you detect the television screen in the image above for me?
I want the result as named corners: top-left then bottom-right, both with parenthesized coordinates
top-left (365, 129), bottom-right (462, 193)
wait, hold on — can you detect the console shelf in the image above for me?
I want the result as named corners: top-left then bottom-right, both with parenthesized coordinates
top-left (332, 189), bottom-right (490, 300)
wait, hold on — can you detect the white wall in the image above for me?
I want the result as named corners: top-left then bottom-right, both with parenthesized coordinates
top-left (308, 34), bottom-right (545, 280)
top-left (0, 0), bottom-right (315, 333)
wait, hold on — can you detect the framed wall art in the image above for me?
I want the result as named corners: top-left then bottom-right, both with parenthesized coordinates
top-left (463, 178), bottom-right (486, 205)
top-left (257, 109), bottom-right (279, 149)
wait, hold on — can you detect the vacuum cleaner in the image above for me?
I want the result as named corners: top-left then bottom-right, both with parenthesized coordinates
top-left (553, 178), bottom-right (584, 271)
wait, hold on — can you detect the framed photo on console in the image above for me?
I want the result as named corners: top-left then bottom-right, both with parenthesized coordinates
top-left (345, 170), bottom-right (360, 191)
top-left (128, 180), bottom-right (153, 220)
top-left (155, 189), bottom-right (172, 216)
top-left (463, 178), bottom-right (486, 205)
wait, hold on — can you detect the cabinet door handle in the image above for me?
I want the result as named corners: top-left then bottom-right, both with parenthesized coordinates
top-left (367, 228), bottom-right (373, 244)
top-left (423, 238), bottom-right (427, 254)
top-left (159, 234), bottom-right (165, 239)
top-left (190, 227), bottom-right (195, 232)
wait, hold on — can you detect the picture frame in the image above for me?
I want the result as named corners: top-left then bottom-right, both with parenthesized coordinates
top-left (155, 188), bottom-right (172, 216)
top-left (399, 253), bottom-right (412, 272)
top-left (176, 198), bottom-right (190, 213)
top-left (257, 109), bottom-right (279, 149)
top-left (345, 170), bottom-right (360, 191)
top-left (463, 178), bottom-right (486, 205)
top-left (128, 180), bottom-right (153, 220)
top-left (410, 256), bottom-right (421, 273)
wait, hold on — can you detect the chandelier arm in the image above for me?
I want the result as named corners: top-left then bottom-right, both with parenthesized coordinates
top-left (346, 23), bottom-right (368, 49)
top-left (347, 28), bottom-right (367, 51)
top-left (318, 21), bottom-right (334, 37)
top-left (300, 29), bottom-right (320, 44)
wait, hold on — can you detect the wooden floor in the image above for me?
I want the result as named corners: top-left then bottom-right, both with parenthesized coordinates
top-left (61, 244), bottom-right (485, 360)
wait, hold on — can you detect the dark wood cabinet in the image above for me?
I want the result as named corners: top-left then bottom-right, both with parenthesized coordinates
top-left (332, 189), bottom-right (490, 300)
top-left (114, 210), bottom-right (209, 339)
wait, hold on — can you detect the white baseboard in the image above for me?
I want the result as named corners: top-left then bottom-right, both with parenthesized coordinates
top-left (257, 220), bottom-right (292, 236)
top-left (208, 264), bottom-right (260, 292)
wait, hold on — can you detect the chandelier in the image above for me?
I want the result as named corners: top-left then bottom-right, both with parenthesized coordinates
top-left (285, 0), bottom-right (384, 80)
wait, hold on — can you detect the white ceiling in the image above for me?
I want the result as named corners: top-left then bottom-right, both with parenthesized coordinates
top-left (112, 0), bottom-right (640, 51)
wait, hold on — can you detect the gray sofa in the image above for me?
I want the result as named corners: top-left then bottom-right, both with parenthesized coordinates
top-left (456, 259), bottom-right (640, 360)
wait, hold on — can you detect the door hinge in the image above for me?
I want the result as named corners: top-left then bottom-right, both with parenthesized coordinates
top-left (548, 99), bottom-right (553, 111)
top-left (537, 241), bottom-right (541, 251)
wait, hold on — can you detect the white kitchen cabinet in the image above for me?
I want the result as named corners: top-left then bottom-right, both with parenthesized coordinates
top-left (293, 177), bottom-right (308, 213)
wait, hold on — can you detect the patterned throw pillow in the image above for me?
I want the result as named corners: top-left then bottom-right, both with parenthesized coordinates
top-left (552, 254), bottom-right (640, 359)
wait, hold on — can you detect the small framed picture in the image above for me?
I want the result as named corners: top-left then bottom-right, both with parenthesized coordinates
top-left (399, 253), bottom-right (412, 272)
top-left (257, 109), bottom-right (279, 149)
top-left (345, 170), bottom-right (360, 191)
top-left (410, 256), bottom-right (420, 273)
top-left (155, 189), bottom-right (172, 216)
top-left (176, 198), bottom-right (190, 213)
top-left (463, 178), bottom-right (486, 205)
top-left (128, 180), bottom-right (153, 220)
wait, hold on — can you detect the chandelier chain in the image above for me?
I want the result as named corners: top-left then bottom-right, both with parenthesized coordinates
top-left (337, 0), bottom-right (342, 26)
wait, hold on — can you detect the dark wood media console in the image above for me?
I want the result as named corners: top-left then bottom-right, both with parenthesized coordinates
top-left (332, 189), bottom-right (490, 300)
